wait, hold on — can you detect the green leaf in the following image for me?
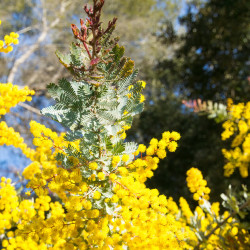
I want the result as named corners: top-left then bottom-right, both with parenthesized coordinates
top-left (47, 83), bottom-right (61, 100)
top-left (64, 131), bottom-right (83, 142)
top-left (100, 25), bottom-right (115, 47)
top-left (77, 84), bottom-right (92, 99)
top-left (104, 136), bottom-right (113, 151)
top-left (117, 69), bottom-right (138, 95)
top-left (97, 110), bottom-right (116, 124)
top-left (55, 152), bottom-right (65, 162)
top-left (97, 100), bottom-right (119, 109)
top-left (41, 105), bottom-right (69, 122)
top-left (124, 142), bottom-right (138, 154)
top-left (55, 50), bottom-right (72, 67)
top-left (70, 43), bottom-right (83, 67)
top-left (130, 103), bottom-right (144, 116)
top-left (58, 78), bottom-right (78, 99)
top-left (112, 140), bottom-right (125, 155)
top-left (112, 44), bottom-right (125, 63)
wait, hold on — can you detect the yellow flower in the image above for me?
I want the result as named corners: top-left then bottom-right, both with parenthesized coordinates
top-left (109, 173), bottom-right (117, 181)
top-left (122, 154), bottom-right (130, 162)
top-left (112, 155), bottom-right (120, 167)
top-left (231, 227), bottom-right (238, 236)
top-left (93, 191), bottom-right (101, 200)
top-left (156, 149), bottom-right (166, 159)
top-left (89, 162), bottom-right (98, 170)
top-left (140, 94), bottom-right (145, 103)
top-left (168, 141), bottom-right (178, 152)
top-left (170, 131), bottom-right (181, 140)
top-left (138, 144), bottom-right (146, 153)
top-left (97, 172), bottom-right (105, 180)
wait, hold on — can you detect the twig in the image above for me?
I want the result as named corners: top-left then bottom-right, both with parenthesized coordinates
top-left (17, 25), bottom-right (38, 35)
top-left (18, 102), bottom-right (41, 116)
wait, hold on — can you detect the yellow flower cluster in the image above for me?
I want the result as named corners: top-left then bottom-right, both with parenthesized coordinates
top-left (23, 126), bottom-right (182, 248)
top-left (194, 206), bottom-right (235, 248)
top-left (221, 102), bottom-right (250, 177)
top-left (1, 15), bottom-right (249, 250)
top-left (0, 121), bottom-right (36, 159)
top-left (0, 20), bottom-right (19, 53)
top-left (0, 177), bottom-right (19, 234)
top-left (186, 167), bottom-right (210, 205)
top-left (139, 131), bottom-right (181, 159)
top-left (0, 121), bottom-right (192, 249)
top-left (1, 115), bottom-right (250, 249)
top-left (30, 120), bottom-right (69, 153)
top-left (0, 42), bottom-right (36, 160)
top-left (179, 197), bottom-right (194, 223)
top-left (195, 206), bottom-right (249, 249)
top-left (180, 168), bottom-right (250, 249)
top-left (0, 75), bottom-right (35, 162)
top-left (0, 83), bottom-right (35, 116)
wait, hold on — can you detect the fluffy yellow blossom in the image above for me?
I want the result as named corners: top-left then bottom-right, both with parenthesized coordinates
top-left (157, 149), bottom-right (167, 159)
top-left (170, 131), bottom-right (181, 140)
top-left (0, 121), bottom-right (36, 160)
top-left (89, 162), bottom-right (98, 170)
top-left (150, 138), bottom-right (158, 145)
top-left (93, 191), bottom-right (101, 200)
top-left (140, 94), bottom-right (145, 103)
top-left (138, 144), bottom-right (146, 153)
top-left (97, 172), bottom-right (105, 180)
top-left (186, 167), bottom-right (210, 202)
top-left (137, 80), bottom-right (146, 88)
top-left (118, 167), bottom-right (128, 176)
top-left (179, 197), bottom-right (193, 223)
top-left (0, 21), bottom-right (19, 53)
top-left (22, 161), bottom-right (41, 179)
top-left (112, 155), bottom-right (120, 167)
top-left (221, 102), bottom-right (250, 177)
top-left (122, 154), bottom-right (130, 162)
top-left (109, 173), bottom-right (117, 181)
top-left (168, 141), bottom-right (178, 152)
top-left (146, 145), bottom-right (155, 155)
top-left (0, 83), bottom-right (35, 117)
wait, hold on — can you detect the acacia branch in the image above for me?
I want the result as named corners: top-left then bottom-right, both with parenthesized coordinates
top-left (195, 199), bottom-right (250, 249)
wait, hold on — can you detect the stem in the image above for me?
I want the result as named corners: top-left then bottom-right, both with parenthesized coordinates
top-left (97, 129), bottom-right (102, 158)
top-left (91, 91), bottom-right (102, 158)
top-left (84, 41), bottom-right (92, 59)
top-left (91, 24), bottom-right (97, 60)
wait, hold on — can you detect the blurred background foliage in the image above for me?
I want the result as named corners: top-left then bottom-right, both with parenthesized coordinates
top-left (0, 0), bottom-right (249, 208)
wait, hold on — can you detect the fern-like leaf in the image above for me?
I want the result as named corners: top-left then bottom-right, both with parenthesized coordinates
top-left (112, 140), bottom-right (125, 155)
